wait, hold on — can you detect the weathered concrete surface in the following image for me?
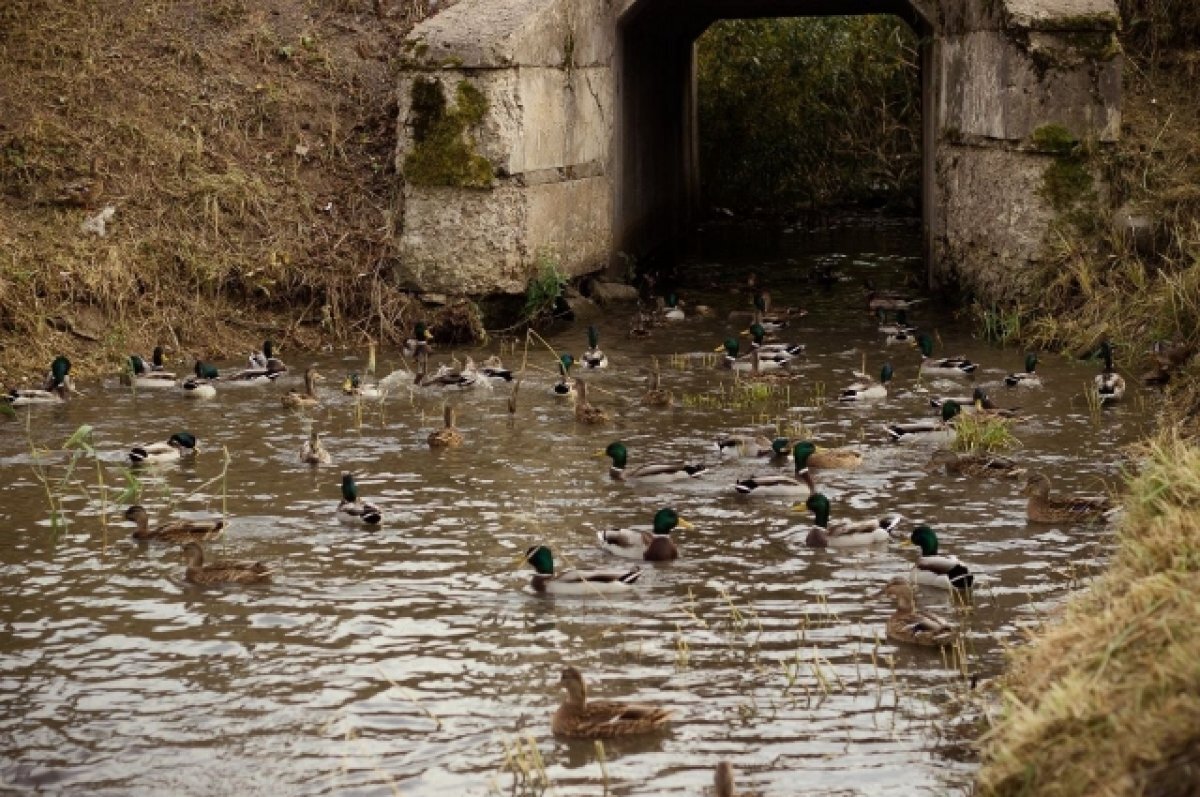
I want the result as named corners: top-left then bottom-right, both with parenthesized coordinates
top-left (394, 0), bottom-right (1122, 303)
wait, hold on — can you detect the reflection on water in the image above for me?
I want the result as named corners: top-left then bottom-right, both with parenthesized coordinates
top-left (0, 223), bottom-right (1145, 796)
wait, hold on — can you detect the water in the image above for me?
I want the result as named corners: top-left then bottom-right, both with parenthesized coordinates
top-left (0, 222), bottom-right (1146, 796)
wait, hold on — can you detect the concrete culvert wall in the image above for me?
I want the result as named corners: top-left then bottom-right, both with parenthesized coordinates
top-left (396, 0), bottom-right (1121, 303)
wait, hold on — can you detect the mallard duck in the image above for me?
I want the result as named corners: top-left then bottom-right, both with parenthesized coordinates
top-left (402, 321), bottom-right (434, 359)
top-left (640, 370), bottom-right (672, 407)
top-left (129, 432), bottom-right (198, 465)
top-left (879, 579), bottom-right (959, 647)
top-left (337, 473), bottom-right (382, 526)
top-left (865, 281), bottom-right (925, 312)
top-left (551, 665), bottom-right (672, 738)
top-left (479, 355), bottom-right (514, 383)
top-left (806, 442), bottom-right (864, 470)
top-left (282, 367), bottom-right (323, 408)
top-left (716, 338), bottom-right (790, 373)
top-left (925, 449), bottom-right (1025, 479)
top-left (181, 361), bottom-right (218, 399)
top-left (596, 508), bottom-right (694, 561)
top-left (838, 363), bottom-right (893, 401)
top-left (661, 293), bottom-right (685, 321)
top-left (746, 323), bottom-right (804, 357)
top-left (300, 428), bottom-right (332, 465)
top-left (6, 356), bottom-right (75, 405)
top-left (716, 434), bottom-right (775, 460)
top-left (582, 325), bottom-right (609, 370)
top-left (877, 309), bottom-right (918, 336)
top-left (125, 505), bottom-right (224, 543)
top-left (600, 441), bottom-right (707, 484)
top-left (885, 401), bottom-right (962, 443)
top-left (788, 493), bottom-right (901, 548)
top-left (1094, 340), bottom-right (1126, 405)
top-left (908, 525), bottom-right (974, 591)
top-left (428, 404), bottom-right (465, 448)
top-left (1004, 353), bottom-right (1042, 388)
top-left (342, 372), bottom-right (382, 398)
top-left (574, 379), bottom-right (609, 424)
top-left (734, 442), bottom-right (817, 497)
top-left (751, 292), bottom-right (791, 332)
top-left (552, 354), bottom-right (576, 397)
top-left (629, 311), bottom-right (652, 339)
top-left (1021, 472), bottom-right (1116, 524)
top-left (715, 762), bottom-right (736, 797)
top-left (180, 542), bottom-right (272, 585)
top-left (124, 351), bottom-right (176, 389)
top-left (524, 545), bottom-right (643, 595)
top-left (248, 340), bottom-right (288, 373)
top-left (917, 333), bottom-right (977, 377)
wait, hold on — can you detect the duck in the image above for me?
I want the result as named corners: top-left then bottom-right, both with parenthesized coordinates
top-left (129, 432), bottom-right (198, 465)
top-left (660, 293), bottom-right (685, 321)
top-left (1004, 353), bottom-right (1042, 388)
top-left (582, 325), bottom-right (609, 370)
top-left (551, 665), bottom-right (672, 739)
top-left (600, 441), bottom-right (707, 484)
top-left (418, 359), bottom-right (488, 391)
top-left (181, 361), bottom-right (218, 399)
top-left (5, 356), bottom-right (75, 405)
top-left (734, 442), bottom-right (817, 497)
top-left (596, 508), bottom-right (694, 561)
top-left (925, 449), bottom-right (1026, 480)
top-left (788, 493), bottom-right (902, 548)
top-left (865, 281), bottom-right (925, 312)
top-left (552, 354), bottom-right (576, 397)
top-left (716, 434), bottom-right (774, 460)
top-left (640, 370), bottom-right (672, 407)
top-left (877, 309), bottom-right (918, 337)
top-left (838, 363), bottom-right (893, 402)
top-left (879, 579), bottom-right (959, 647)
top-left (716, 338), bottom-right (790, 373)
top-left (885, 400), bottom-right (962, 444)
top-left (746, 323), bottom-right (804, 357)
top-left (1021, 472), bottom-right (1116, 524)
top-left (281, 367), bottom-right (323, 408)
top-left (908, 525), bottom-right (974, 591)
top-left (402, 321), bottom-right (434, 359)
top-left (125, 354), bottom-right (176, 388)
top-left (248, 340), bottom-right (288, 373)
top-left (573, 378), bottom-right (609, 425)
top-left (337, 473), bottom-right (382, 526)
top-left (342, 372), bottom-right (382, 399)
top-left (124, 505), bottom-right (224, 543)
top-left (300, 428), bottom-right (332, 465)
top-left (180, 542), bottom-right (273, 585)
top-left (917, 333), bottom-right (977, 377)
top-left (428, 404), bottom-right (465, 448)
top-left (479, 355), bottom-right (514, 383)
top-left (524, 545), bottom-right (643, 595)
top-left (803, 441), bottom-right (864, 470)
top-left (1094, 340), bottom-right (1126, 405)
top-left (750, 292), bottom-right (791, 332)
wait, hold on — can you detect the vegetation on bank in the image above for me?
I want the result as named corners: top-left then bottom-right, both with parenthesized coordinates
top-left (0, 0), bottom-right (441, 381)
top-left (977, 2), bottom-right (1200, 793)
top-left (696, 16), bottom-right (921, 215)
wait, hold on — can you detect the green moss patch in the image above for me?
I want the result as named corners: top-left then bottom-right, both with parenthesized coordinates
top-left (1032, 124), bottom-right (1095, 211)
top-left (404, 78), bottom-right (494, 189)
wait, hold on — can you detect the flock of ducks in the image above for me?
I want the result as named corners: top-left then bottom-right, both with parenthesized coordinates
top-left (0, 280), bottom-right (1138, 791)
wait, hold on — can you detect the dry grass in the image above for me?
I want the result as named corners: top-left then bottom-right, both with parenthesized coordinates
top-left (976, 433), bottom-right (1200, 795)
top-left (0, 0), bottom-right (447, 381)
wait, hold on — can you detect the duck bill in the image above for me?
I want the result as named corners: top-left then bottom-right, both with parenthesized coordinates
top-left (675, 518), bottom-right (695, 530)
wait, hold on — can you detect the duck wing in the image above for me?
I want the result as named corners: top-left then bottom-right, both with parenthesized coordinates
top-left (596, 528), bottom-right (651, 558)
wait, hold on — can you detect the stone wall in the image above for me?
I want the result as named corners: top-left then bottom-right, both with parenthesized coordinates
top-left (394, 0), bottom-right (1122, 303)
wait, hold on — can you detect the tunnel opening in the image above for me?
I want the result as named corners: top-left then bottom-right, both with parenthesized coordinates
top-left (614, 0), bottom-right (934, 276)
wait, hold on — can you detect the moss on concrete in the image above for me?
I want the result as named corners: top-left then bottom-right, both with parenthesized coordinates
top-left (404, 78), bottom-right (494, 189)
top-left (1032, 124), bottom-right (1096, 211)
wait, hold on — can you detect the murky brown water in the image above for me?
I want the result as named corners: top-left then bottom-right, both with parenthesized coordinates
top-left (1, 222), bottom-right (1146, 796)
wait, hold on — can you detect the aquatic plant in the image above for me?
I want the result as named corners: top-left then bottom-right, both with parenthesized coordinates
top-left (951, 413), bottom-right (1019, 453)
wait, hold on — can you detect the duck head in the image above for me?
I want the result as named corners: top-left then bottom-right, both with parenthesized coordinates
top-left (652, 508), bottom-right (693, 535)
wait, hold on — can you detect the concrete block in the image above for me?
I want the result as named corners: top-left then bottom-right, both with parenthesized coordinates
top-left (527, 176), bottom-right (612, 278)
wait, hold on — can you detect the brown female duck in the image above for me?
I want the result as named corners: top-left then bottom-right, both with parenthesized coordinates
top-left (551, 666), bottom-right (673, 739)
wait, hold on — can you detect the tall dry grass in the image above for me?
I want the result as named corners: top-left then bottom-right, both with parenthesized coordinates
top-left (976, 433), bottom-right (1200, 795)
top-left (0, 0), bottom-right (435, 379)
